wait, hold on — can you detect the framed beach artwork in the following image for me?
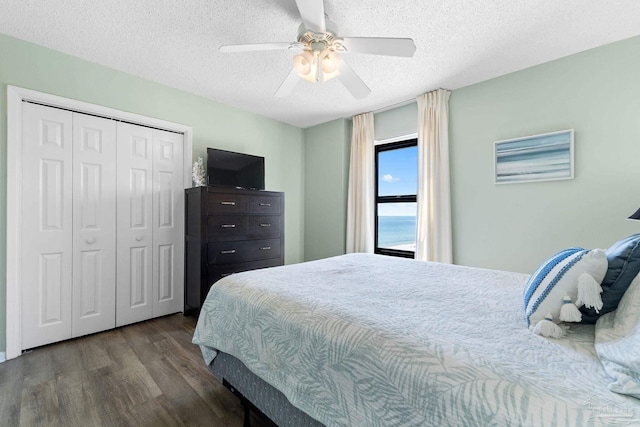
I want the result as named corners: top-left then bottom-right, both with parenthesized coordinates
top-left (494, 129), bottom-right (574, 184)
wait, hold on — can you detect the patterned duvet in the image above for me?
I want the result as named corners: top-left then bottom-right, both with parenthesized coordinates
top-left (193, 253), bottom-right (640, 426)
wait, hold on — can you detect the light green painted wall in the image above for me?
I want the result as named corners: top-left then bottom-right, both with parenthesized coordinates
top-left (303, 118), bottom-right (351, 261)
top-left (374, 102), bottom-right (418, 141)
top-left (450, 36), bottom-right (640, 273)
top-left (314, 36), bottom-right (640, 275)
top-left (0, 33), bottom-right (305, 352)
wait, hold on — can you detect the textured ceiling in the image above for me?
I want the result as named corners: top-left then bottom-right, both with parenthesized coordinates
top-left (1, 0), bottom-right (639, 128)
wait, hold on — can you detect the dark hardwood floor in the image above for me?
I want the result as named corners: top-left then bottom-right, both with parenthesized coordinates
top-left (0, 314), bottom-right (269, 427)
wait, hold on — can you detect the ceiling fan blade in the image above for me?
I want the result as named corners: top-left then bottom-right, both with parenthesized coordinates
top-left (341, 37), bottom-right (416, 57)
top-left (337, 61), bottom-right (371, 100)
top-left (294, 0), bottom-right (326, 33)
top-left (274, 68), bottom-right (300, 98)
top-left (220, 42), bottom-right (302, 53)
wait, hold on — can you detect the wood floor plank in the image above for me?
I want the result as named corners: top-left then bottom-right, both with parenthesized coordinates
top-left (0, 358), bottom-right (24, 427)
top-left (0, 314), bottom-right (271, 427)
top-left (146, 356), bottom-right (223, 426)
top-left (131, 394), bottom-right (188, 427)
top-left (20, 348), bottom-right (57, 388)
top-left (19, 379), bottom-right (61, 426)
top-left (49, 338), bottom-right (85, 383)
top-left (54, 373), bottom-right (101, 427)
top-left (78, 334), bottom-right (115, 372)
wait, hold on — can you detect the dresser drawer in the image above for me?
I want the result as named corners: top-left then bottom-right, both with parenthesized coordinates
top-left (208, 258), bottom-right (282, 285)
top-left (207, 215), bottom-right (248, 240)
top-left (207, 192), bottom-right (248, 214)
top-left (246, 215), bottom-right (282, 239)
top-left (247, 195), bottom-right (282, 214)
top-left (208, 238), bottom-right (282, 265)
top-left (207, 215), bottom-right (281, 241)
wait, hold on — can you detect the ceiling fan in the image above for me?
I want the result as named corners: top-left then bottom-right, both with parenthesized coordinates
top-left (219, 0), bottom-right (416, 99)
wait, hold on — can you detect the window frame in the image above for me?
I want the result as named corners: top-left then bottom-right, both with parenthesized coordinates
top-left (374, 138), bottom-right (418, 258)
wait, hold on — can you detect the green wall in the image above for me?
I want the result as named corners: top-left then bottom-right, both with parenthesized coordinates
top-left (303, 118), bottom-right (351, 261)
top-left (374, 102), bottom-right (418, 141)
top-left (450, 36), bottom-right (640, 273)
top-left (0, 33), bottom-right (305, 352)
top-left (324, 36), bottom-right (640, 274)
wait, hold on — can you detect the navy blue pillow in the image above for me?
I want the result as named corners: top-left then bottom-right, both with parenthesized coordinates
top-left (581, 233), bottom-right (640, 323)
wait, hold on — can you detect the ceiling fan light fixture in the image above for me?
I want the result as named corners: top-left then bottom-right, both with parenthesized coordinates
top-left (295, 50), bottom-right (323, 82)
top-left (293, 47), bottom-right (341, 83)
top-left (320, 49), bottom-right (340, 73)
top-left (293, 51), bottom-right (315, 77)
top-left (220, 0), bottom-right (415, 99)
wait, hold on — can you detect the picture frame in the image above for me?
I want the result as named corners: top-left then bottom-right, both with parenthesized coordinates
top-left (494, 129), bottom-right (574, 184)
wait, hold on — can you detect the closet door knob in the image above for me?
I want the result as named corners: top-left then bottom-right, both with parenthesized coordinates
top-left (86, 237), bottom-right (96, 244)
top-left (136, 235), bottom-right (143, 241)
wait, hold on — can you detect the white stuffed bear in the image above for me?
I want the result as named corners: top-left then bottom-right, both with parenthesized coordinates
top-left (524, 248), bottom-right (607, 338)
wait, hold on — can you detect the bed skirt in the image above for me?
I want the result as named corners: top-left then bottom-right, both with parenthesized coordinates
top-left (209, 351), bottom-right (324, 427)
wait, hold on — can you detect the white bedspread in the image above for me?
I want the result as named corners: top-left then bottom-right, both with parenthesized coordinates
top-left (193, 253), bottom-right (640, 426)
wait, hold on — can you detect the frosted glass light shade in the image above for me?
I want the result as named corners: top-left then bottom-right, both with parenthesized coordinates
top-left (293, 51), bottom-right (314, 76)
top-left (293, 49), bottom-right (341, 83)
top-left (321, 49), bottom-right (341, 73)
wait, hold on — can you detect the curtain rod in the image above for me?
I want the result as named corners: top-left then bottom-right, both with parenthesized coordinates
top-left (372, 97), bottom-right (416, 114)
top-left (347, 88), bottom-right (450, 119)
top-left (344, 98), bottom-right (414, 121)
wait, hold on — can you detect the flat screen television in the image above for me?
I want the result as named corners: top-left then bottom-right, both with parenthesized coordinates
top-left (207, 148), bottom-right (265, 190)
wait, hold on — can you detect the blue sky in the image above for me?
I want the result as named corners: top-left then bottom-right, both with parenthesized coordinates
top-left (377, 145), bottom-right (417, 216)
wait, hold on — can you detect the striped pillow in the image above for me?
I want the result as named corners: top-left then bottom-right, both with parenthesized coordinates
top-left (524, 248), bottom-right (608, 328)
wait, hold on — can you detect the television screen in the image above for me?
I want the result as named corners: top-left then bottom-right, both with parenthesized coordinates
top-left (207, 148), bottom-right (265, 190)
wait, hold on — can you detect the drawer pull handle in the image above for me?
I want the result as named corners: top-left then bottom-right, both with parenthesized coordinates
top-left (220, 201), bottom-right (236, 206)
top-left (221, 224), bottom-right (236, 228)
top-left (259, 223), bottom-right (271, 227)
top-left (259, 203), bottom-right (271, 207)
top-left (220, 249), bottom-right (236, 254)
top-left (259, 246), bottom-right (272, 251)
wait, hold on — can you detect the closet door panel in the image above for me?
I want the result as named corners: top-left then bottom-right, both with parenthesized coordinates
top-left (21, 103), bottom-right (73, 349)
top-left (152, 130), bottom-right (185, 317)
top-left (116, 122), bottom-right (154, 327)
top-left (72, 113), bottom-right (117, 337)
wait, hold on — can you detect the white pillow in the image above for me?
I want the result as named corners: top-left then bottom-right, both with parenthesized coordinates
top-left (595, 272), bottom-right (640, 398)
top-left (524, 248), bottom-right (607, 328)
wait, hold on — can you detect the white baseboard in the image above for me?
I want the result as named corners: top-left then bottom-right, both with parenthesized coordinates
top-left (0, 352), bottom-right (5, 363)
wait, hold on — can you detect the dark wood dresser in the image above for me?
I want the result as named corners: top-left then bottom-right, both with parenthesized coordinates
top-left (184, 186), bottom-right (284, 313)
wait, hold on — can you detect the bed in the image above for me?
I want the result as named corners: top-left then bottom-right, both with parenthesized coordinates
top-left (193, 253), bottom-right (640, 426)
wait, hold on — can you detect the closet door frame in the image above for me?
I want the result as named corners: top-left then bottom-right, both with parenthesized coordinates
top-left (6, 85), bottom-right (193, 361)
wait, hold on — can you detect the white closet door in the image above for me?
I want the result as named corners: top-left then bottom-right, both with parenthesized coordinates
top-left (72, 113), bottom-right (117, 337)
top-left (152, 129), bottom-right (184, 317)
top-left (21, 103), bottom-right (73, 349)
top-left (116, 122), bottom-right (154, 327)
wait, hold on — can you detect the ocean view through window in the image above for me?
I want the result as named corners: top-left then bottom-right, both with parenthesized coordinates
top-left (378, 212), bottom-right (417, 250)
top-left (375, 138), bottom-right (417, 258)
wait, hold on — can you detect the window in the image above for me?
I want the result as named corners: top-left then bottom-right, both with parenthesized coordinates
top-left (375, 138), bottom-right (417, 258)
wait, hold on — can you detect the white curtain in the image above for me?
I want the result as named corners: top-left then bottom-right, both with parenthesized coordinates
top-left (416, 89), bottom-right (452, 263)
top-left (346, 112), bottom-right (375, 253)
